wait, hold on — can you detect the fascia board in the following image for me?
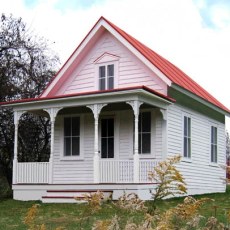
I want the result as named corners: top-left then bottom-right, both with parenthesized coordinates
top-left (7, 89), bottom-right (172, 112)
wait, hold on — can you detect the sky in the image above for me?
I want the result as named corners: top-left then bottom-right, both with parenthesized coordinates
top-left (1, 0), bottom-right (230, 131)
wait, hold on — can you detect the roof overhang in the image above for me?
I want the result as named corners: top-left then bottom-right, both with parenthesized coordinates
top-left (1, 86), bottom-right (175, 112)
top-left (171, 84), bottom-right (230, 117)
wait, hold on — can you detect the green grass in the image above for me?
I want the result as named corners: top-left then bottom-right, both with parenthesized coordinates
top-left (0, 186), bottom-right (230, 229)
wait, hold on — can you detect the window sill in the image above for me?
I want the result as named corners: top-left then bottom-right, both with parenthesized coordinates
top-left (182, 157), bottom-right (192, 163)
top-left (209, 162), bottom-right (219, 167)
top-left (60, 156), bottom-right (84, 161)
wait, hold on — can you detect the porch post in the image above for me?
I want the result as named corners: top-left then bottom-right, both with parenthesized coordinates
top-left (160, 109), bottom-right (168, 160)
top-left (13, 110), bottom-right (24, 184)
top-left (127, 100), bottom-right (143, 183)
top-left (87, 104), bottom-right (107, 183)
top-left (44, 107), bottom-right (62, 184)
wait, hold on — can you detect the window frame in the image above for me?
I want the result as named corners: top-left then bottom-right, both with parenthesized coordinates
top-left (60, 115), bottom-right (84, 161)
top-left (131, 109), bottom-right (154, 158)
top-left (183, 114), bottom-right (192, 160)
top-left (95, 61), bottom-right (118, 91)
top-left (210, 125), bottom-right (218, 164)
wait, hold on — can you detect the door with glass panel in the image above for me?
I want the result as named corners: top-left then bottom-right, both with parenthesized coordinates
top-left (101, 118), bottom-right (114, 158)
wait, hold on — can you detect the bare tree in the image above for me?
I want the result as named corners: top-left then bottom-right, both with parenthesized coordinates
top-left (0, 14), bottom-right (59, 188)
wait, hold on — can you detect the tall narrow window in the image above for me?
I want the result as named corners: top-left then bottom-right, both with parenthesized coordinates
top-left (183, 116), bottom-right (191, 158)
top-left (64, 117), bottom-right (80, 156)
top-left (99, 64), bottom-right (114, 90)
top-left (138, 112), bottom-right (151, 154)
top-left (211, 126), bottom-right (217, 163)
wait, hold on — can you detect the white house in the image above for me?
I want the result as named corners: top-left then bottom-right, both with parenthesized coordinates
top-left (1, 17), bottom-right (230, 202)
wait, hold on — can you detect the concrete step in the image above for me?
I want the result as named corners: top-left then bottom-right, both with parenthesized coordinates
top-left (42, 190), bottom-right (113, 203)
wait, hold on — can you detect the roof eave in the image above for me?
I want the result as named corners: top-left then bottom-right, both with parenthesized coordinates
top-left (172, 84), bottom-right (230, 117)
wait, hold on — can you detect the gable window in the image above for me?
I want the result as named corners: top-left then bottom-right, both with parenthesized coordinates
top-left (64, 117), bottom-right (80, 156)
top-left (99, 64), bottom-right (114, 90)
top-left (183, 116), bottom-right (191, 158)
top-left (138, 112), bottom-right (151, 154)
top-left (211, 126), bottom-right (217, 163)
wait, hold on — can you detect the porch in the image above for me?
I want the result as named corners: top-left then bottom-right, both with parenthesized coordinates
top-left (14, 159), bottom-right (160, 184)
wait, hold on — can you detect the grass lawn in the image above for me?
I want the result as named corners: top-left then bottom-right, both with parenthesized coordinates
top-left (0, 186), bottom-right (230, 229)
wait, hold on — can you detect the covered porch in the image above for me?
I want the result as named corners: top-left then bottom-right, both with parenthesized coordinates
top-left (12, 87), bottom-right (173, 185)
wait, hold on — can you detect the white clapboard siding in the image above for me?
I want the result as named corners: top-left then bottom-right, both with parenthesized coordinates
top-left (167, 104), bottom-right (226, 194)
top-left (55, 31), bottom-right (167, 96)
top-left (53, 114), bottom-right (94, 184)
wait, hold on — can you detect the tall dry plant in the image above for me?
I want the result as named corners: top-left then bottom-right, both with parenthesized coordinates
top-left (148, 155), bottom-right (187, 211)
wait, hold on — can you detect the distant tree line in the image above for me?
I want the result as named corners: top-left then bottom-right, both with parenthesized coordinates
top-left (0, 14), bottom-right (59, 193)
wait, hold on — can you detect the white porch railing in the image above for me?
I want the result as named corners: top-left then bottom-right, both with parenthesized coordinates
top-left (99, 159), bottom-right (159, 183)
top-left (16, 162), bottom-right (49, 184)
top-left (139, 160), bottom-right (159, 183)
top-left (99, 160), bottom-right (134, 183)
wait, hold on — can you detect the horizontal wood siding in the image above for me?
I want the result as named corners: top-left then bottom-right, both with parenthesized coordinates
top-left (119, 110), bottom-right (133, 159)
top-left (167, 104), bottom-right (226, 194)
top-left (53, 114), bottom-right (94, 183)
top-left (58, 31), bottom-right (167, 96)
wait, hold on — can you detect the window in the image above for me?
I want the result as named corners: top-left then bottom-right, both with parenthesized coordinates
top-left (138, 112), bottom-right (151, 154)
top-left (99, 64), bottom-right (114, 90)
top-left (64, 117), bottom-right (80, 156)
top-left (211, 126), bottom-right (217, 163)
top-left (183, 116), bottom-right (191, 158)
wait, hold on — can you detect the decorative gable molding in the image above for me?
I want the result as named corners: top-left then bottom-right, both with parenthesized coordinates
top-left (94, 52), bottom-right (120, 64)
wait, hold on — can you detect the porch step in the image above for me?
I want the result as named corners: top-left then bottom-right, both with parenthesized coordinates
top-left (42, 189), bottom-right (113, 203)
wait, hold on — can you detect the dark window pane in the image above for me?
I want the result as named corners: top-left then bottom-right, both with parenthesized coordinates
top-left (64, 117), bottom-right (71, 136)
top-left (101, 119), bottom-right (107, 137)
top-left (72, 117), bottom-right (80, 136)
top-left (188, 138), bottom-right (191, 158)
top-left (64, 137), bottom-right (71, 156)
top-left (99, 78), bottom-right (105, 90)
top-left (99, 66), bottom-right (105, 78)
top-left (138, 114), bottom-right (141, 132)
top-left (107, 64), bottom-right (114, 76)
top-left (142, 133), bottom-right (151, 153)
top-left (184, 117), bottom-right (187, 136)
top-left (138, 133), bottom-right (141, 153)
top-left (107, 119), bottom-right (114, 137)
top-left (184, 137), bottom-right (187, 157)
top-left (101, 138), bottom-right (107, 158)
top-left (142, 112), bottom-right (151, 132)
top-left (188, 117), bottom-right (191, 137)
top-left (108, 77), bottom-right (114, 89)
top-left (108, 138), bottom-right (114, 158)
top-left (72, 137), bottom-right (80, 156)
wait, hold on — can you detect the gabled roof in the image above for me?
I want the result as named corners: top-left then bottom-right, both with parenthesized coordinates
top-left (40, 16), bottom-right (229, 114)
top-left (101, 17), bottom-right (229, 114)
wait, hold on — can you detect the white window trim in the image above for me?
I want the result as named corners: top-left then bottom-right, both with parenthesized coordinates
top-left (182, 113), bottom-right (192, 162)
top-left (209, 123), bottom-right (218, 165)
top-left (60, 114), bottom-right (84, 161)
top-left (129, 109), bottom-right (155, 159)
top-left (94, 60), bottom-right (118, 91)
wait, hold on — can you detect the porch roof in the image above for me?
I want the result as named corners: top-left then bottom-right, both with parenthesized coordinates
top-left (0, 86), bottom-right (175, 110)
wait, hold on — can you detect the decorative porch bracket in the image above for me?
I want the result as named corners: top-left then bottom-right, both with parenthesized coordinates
top-left (160, 109), bottom-right (168, 160)
top-left (44, 107), bottom-right (62, 184)
top-left (127, 100), bottom-right (143, 183)
top-left (87, 103), bottom-right (107, 183)
top-left (13, 110), bottom-right (25, 184)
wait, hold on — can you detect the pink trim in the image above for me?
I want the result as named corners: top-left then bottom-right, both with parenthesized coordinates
top-left (94, 52), bottom-right (120, 63)
top-left (0, 86), bottom-right (175, 106)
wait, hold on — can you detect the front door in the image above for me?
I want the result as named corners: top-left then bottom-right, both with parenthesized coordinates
top-left (101, 118), bottom-right (114, 158)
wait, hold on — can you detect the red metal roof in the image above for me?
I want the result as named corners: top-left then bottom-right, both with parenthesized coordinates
top-left (101, 17), bottom-right (229, 113)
